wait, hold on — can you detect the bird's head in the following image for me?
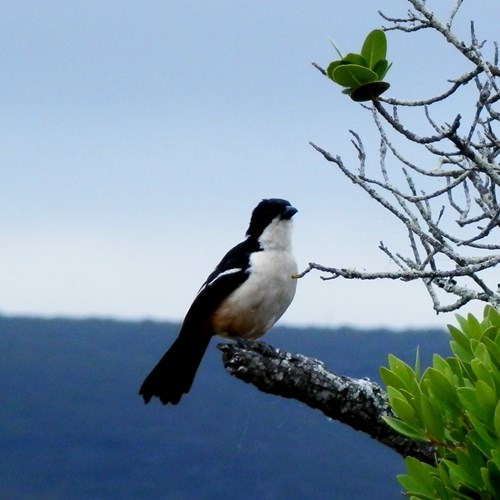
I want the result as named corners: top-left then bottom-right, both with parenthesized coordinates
top-left (246, 198), bottom-right (297, 248)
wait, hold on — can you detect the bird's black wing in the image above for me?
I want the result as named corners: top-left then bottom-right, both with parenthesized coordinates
top-left (179, 236), bottom-right (261, 335)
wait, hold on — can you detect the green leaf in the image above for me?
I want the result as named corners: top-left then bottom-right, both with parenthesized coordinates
top-left (455, 313), bottom-right (468, 332)
top-left (341, 52), bottom-right (367, 66)
top-left (476, 380), bottom-right (497, 424)
top-left (485, 305), bottom-right (500, 330)
top-left (475, 335), bottom-right (500, 383)
top-left (454, 444), bottom-right (486, 489)
top-left (444, 459), bottom-right (477, 491)
top-left (382, 416), bottom-right (428, 441)
top-left (390, 396), bottom-right (419, 426)
top-left (380, 366), bottom-right (407, 391)
top-left (350, 81), bottom-right (390, 101)
top-left (467, 413), bottom-right (497, 454)
top-left (471, 358), bottom-right (495, 390)
top-left (423, 367), bottom-right (460, 410)
top-left (432, 354), bottom-right (465, 387)
top-left (450, 340), bottom-right (474, 364)
top-left (400, 456), bottom-right (438, 498)
top-left (485, 460), bottom-right (500, 496)
top-left (457, 387), bottom-right (480, 419)
top-left (481, 325), bottom-right (498, 343)
top-left (445, 357), bottom-right (467, 384)
top-left (420, 393), bottom-right (446, 441)
top-left (448, 324), bottom-right (471, 353)
top-left (372, 59), bottom-right (389, 79)
top-left (331, 64), bottom-right (378, 88)
top-left (483, 338), bottom-right (500, 376)
top-left (414, 346), bottom-right (421, 378)
top-left (387, 354), bottom-right (418, 390)
top-left (326, 60), bottom-right (342, 81)
top-left (432, 354), bottom-right (453, 377)
top-left (467, 313), bottom-right (483, 341)
top-left (397, 474), bottom-right (435, 499)
top-left (386, 385), bottom-right (406, 401)
top-left (494, 401), bottom-right (500, 441)
top-left (361, 29), bottom-right (387, 69)
top-left (492, 449), bottom-right (500, 473)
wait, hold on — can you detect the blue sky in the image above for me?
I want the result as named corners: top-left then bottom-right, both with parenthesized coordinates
top-left (1, 1), bottom-right (497, 328)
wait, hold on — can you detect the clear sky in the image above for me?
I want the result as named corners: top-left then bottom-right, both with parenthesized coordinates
top-left (1, 1), bottom-right (498, 328)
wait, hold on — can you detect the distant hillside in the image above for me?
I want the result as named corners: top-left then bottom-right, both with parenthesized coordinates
top-left (0, 316), bottom-right (449, 499)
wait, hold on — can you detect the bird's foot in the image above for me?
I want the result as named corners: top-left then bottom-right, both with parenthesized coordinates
top-left (233, 338), bottom-right (276, 356)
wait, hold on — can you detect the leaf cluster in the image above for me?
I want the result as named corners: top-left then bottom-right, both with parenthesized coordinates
top-left (326, 29), bottom-right (391, 102)
top-left (380, 306), bottom-right (500, 499)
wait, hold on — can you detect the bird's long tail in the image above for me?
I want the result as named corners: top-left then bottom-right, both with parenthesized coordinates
top-left (139, 331), bottom-right (211, 405)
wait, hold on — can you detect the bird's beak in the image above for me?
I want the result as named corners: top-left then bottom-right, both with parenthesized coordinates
top-left (281, 206), bottom-right (298, 220)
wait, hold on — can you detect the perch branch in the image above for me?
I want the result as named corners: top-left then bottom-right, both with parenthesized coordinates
top-left (218, 340), bottom-right (436, 464)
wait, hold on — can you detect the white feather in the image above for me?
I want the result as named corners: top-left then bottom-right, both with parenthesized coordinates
top-left (200, 267), bottom-right (242, 292)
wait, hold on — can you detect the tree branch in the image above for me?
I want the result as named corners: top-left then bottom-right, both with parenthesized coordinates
top-left (308, 0), bottom-right (500, 314)
top-left (218, 340), bottom-right (436, 464)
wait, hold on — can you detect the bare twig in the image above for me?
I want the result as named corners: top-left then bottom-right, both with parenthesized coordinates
top-left (306, 0), bottom-right (500, 313)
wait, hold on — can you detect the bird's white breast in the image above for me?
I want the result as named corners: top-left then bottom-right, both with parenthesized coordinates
top-left (212, 219), bottom-right (297, 339)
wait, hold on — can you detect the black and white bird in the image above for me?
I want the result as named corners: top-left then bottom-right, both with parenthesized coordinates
top-left (139, 198), bottom-right (298, 405)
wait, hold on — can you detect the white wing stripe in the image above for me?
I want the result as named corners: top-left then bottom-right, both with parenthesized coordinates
top-left (200, 268), bottom-right (243, 292)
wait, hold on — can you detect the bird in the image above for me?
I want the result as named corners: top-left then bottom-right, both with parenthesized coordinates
top-left (139, 198), bottom-right (298, 405)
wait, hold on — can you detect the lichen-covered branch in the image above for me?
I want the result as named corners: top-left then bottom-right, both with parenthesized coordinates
top-left (218, 340), bottom-right (436, 464)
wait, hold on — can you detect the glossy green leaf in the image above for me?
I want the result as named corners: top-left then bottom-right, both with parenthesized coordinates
top-left (486, 305), bottom-right (500, 329)
top-left (397, 474), bottom-right (435, 499)
top-left (423, 367), bottom-right (460, 410)
top-left (436, 461), bottom-right (455, 491)
top-left (420, 393), bottom-right (446, 441)
top-left (467, 313), bottom-right (483, 341)
top-left (331, 64), bottom-right (378, 88)
top-left (467, 413), bottom-right (497, 454)
top-left (444, 459), bottom-right (474, 490)
top-left (448, 323), bottom-right (471, 353)
top-left (479, 460), bottom-right (500, 497)
top-left (457, 387), bottom-right (478, 416)
top-left (483, 338), bottom-right (500, 375)
top-left (492, 450), bottom-right (500, 472)
top-left (382, 416), bottom-right (428, 441)
top-left (326, 60), bottom-right (342, 81)
top-left (481, 325), bottom-right (498, 343)
top-left (386, 386), bottom-right (420, 426)
top-left (454, 444), bottom-right (486, 488)
top-left (387, 354), bottom-right (418, 390)
top-left (445, 357), bottom-right (467, 384)
top-left (471, 358), bottom-right (495, 390)
top-left (432, 354), bottom-right (453, 376)
top-left (414, 346), bottom-right (421, 378)
top-left (390, 396), bottom-right (419, 426)
top-left (380, 366), bottom-right (407, 391)
top-left (361, 29), bottom-right (387, 69)
top-left (494, 401), bottom-right (500, 439)
top-left (471, 342), bottom-right (500, 384)
top-left (386, 385), bottom-right (406, 402)
top-left (400, 457), bottom-right (438, 498)
top-left (476, 380), bottom-right (497, 424)
top-left (341, 52), bottom-right (366, 66)
top-left (450, 340), bottom-right (474, 363)
top-left (372, 59), bottom-right (389, 79)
